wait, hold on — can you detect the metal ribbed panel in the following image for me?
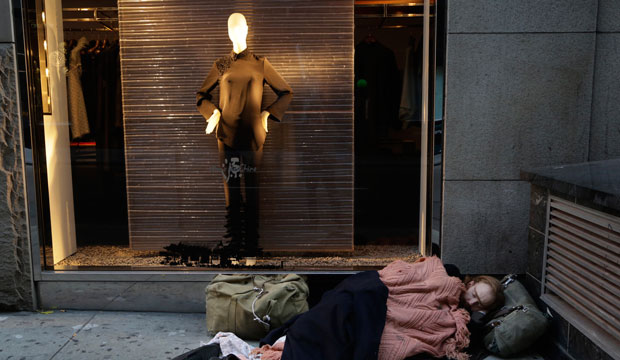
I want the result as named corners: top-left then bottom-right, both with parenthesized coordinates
top-left (544, 196), bottom-right (620, 339)
top-left (118, 0), bottom-right (353, 251)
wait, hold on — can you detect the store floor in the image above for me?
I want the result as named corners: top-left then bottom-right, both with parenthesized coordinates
top-left (47, 245), bottom-right (421, 270)
top-left (0, 310), bottom-right (252, 360)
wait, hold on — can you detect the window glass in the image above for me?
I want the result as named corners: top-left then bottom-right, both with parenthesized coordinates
top-left (27, 0), bottom-right (442, 270)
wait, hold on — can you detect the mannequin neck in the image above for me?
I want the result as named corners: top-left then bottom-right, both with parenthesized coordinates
top-left (232, 42), bottom-right (247, 54)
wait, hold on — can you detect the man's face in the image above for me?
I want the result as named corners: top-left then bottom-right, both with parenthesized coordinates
top-left (463, 281), bottom-right (495, 313)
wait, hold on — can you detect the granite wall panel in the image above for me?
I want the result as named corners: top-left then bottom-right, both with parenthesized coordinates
top-left (0, 0), bottom-right (14, 43)
top-left (441, 28), bottom-right (596, 276)
top-left (527, 226), bottom-right (545, 280)
top-left (597, 0), bottom-right (620, 33)
top-left (529, 184), bottom-right (548, 233)
top-left (523, 273), bottom-right (543, 305)
top-left (441, 180), bottom-right (530, 274)
top-left (444, 33), bottom-right (594, 181)
top-left (589, 33), bottom-right (620, 161)
top-left (0, 44), bottom-right (32, 310)
top-left (448, 0), bottom-right (597, 34)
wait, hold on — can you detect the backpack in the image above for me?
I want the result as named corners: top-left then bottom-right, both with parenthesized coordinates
top-left (205, 274), bottom-right (309, 340)
top-left (482, 275), bottom-right (550, 357)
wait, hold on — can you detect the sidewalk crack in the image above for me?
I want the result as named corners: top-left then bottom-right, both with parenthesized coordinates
top-left (48, 282), bottom-right (139, 359)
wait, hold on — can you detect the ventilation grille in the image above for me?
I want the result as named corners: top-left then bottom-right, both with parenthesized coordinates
top-left (543, 196), bottom-right (620, 340)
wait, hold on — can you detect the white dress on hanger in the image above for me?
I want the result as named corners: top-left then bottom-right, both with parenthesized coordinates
top-left (66, 37), bottom-right (90, 139)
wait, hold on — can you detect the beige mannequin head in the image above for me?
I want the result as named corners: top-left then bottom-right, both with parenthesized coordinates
top-left (228, 13), bottom-right (248, 53)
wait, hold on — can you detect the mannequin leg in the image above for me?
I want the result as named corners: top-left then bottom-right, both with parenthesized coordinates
top-left (218, 140), bottom-right (244, 256)
top-left (242, 146), bottom-right (263, 255)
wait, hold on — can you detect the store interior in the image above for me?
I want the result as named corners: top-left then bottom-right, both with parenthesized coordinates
top-left (36, 0), bottom-right (442, 270)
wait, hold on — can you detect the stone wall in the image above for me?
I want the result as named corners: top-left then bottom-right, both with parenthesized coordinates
top-left (521, 2), bottom-right (620, 358)
top-left (590, 0), bottom-right (620, 161)
top-left (441, 0), bottom-right (598, 273)
top-left (0, 0), bottom-right (33, 311)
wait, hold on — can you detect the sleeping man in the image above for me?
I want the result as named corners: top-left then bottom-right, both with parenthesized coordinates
top-left (254, 256), bottom-right (504, 360)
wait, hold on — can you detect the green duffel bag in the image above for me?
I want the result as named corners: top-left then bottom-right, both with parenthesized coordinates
top-left (483, 275), bottom-right (550, 357)
top-left (205, 274), bottom-right (309, 340)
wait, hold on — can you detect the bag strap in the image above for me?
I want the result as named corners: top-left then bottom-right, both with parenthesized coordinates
top-left (249, 275), bottom-right (294, 330)
top-left (483, 305), bottom-right (529, 333)
top-left (251, 286), bottom-right (271, 331)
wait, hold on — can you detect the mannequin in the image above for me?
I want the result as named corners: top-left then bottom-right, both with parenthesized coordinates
top-left (196, 13), bottom-right (293, 259)
top-left (204, 14), bottom-right (271, 136)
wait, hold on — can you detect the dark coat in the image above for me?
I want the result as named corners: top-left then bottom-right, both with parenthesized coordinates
top-left (260, 271), bottom-right (389, 360)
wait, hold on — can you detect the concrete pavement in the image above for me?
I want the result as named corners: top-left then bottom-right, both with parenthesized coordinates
top-left (0, 310), bottom-right (258, 360)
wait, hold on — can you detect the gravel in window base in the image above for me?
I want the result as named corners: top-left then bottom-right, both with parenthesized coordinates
top-left (49, 245), bottom-right (422, 269)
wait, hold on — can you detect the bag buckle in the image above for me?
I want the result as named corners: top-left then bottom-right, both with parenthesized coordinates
top-left (484, 320), bottom-right (503, 333)
top-left (501, 274), bottom-right (517, 288)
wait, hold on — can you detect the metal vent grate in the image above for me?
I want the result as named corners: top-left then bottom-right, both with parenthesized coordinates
top-left (542, 196), bottom-right (620, 341)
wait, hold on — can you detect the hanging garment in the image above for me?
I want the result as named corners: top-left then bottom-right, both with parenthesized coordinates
top-left (79, 41), bottom-right (124, 168)
top-left (196, 49), bottom-right (293, 151)
top-left (67, 37), bottom-right (90, 139)
top-left (399, 39), bottom-right (423, 128)
top-left (80, 41), bottom-right (98, 137)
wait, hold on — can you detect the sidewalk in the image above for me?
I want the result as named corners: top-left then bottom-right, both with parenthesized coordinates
top-left (0, 310), bottom-right (257, 360)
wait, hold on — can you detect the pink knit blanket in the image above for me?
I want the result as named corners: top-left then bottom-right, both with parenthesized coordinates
top-left (378, 257), bottom-right (471, 360)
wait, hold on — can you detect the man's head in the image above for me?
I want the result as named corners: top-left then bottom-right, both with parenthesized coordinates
top-left (462, 275), bottom-right (504, 313)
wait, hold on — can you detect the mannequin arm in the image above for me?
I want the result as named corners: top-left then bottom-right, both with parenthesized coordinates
top-left (196, 62), bottom-right (220, 120)
top-left (261, 111), bottom-right (270, 133)
top-left (263, 58), bottom-right (293, 122)
top-left (206, 109), bottom-right (221, 134)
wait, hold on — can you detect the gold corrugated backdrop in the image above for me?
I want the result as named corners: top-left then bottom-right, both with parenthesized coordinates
top-left (118, 0), bottom-right (354, 251)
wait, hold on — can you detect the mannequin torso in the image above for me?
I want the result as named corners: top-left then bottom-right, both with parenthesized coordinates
top-left (205, 14), bottom-right (270, 136)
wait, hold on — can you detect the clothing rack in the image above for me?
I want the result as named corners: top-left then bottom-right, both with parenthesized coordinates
top-left (63, 7), bottom-right (118, 21)
top-left (355, 2), bottom-right (433, 29)
top-left (354, 0), bottom-right (433, 3)
top-left (63, 7), bottom-right (118, 33)
top-left (355, 2), bottom-right (434, 17)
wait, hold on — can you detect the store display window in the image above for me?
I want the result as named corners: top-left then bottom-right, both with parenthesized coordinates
top-left (22, 0), bottom-right (444, 271)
